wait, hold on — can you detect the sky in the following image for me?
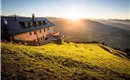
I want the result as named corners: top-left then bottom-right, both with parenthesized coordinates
top-left (1, 0), bottom-right (130, 19)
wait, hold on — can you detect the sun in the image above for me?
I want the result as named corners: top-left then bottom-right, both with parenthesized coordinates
top-left (66, 8), bottom-right (81, 21)
top-left (68, 14), bottom-right (80, 21)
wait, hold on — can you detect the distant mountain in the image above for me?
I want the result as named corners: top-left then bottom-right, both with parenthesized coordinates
top-left (47, 17), bottom-right (130, 50)
top-left (92, 19), bottom-right (130, 30)
top-left (108, 19), bottom-right (130, 25)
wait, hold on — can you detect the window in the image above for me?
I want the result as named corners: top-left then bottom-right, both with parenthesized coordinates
top-left (20, 22), bottom-right (33, 28)
top-left (44, 28), bottom-right (46, 32)
top-left (43, 21), bottom-right (46, 25)
top-left (39, 21), bottom-right (41, 25)
top-left (37, 38), bottom-right (40, 41)
top-left (34, 31), bottom-right (36, 35)
top-left (33, 21), bottom-right (40, 26)
top-left (36, 21), bottom-right (39, 26)
top-left (39, 29), bottom-right (41, 33)
top-left (19, 22), bottom-right (25, 27)
top-left (33, 39), bottom-right (36, 42)
top-left (33, 22), bottom-right (36, 26)
top-left (40, 21), bottom-right (46, 25)
top-left (40, 37), bottom-right (42, 40)
top-left (24, 22), bottom-right (28, 27)
top-left (41, 21), bottom-right (43, 25)
top-left (30, 22), bottom-right (33, 26)
top-left (29, 32), bottom-right (32, 35)
top-left (45, 37), bottom-right (48, 40)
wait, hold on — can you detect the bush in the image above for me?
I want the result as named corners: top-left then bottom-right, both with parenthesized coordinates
top-left (87, 40), bottom-right (99, 43)
top-left (101, 42), bottom-right (107, 45)
top-left (124, 48), bottom-right (130, 56)
top-left (55, 39), bottom-right (63, 44)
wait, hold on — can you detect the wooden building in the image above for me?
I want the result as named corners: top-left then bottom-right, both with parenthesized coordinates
top-left (1, 14), bottom-right (56, 45)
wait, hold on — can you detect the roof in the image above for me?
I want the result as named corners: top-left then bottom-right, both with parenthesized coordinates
top-left (1, 16), bottom-right (55, 36)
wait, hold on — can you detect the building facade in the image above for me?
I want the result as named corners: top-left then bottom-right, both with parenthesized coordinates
top-left (1, 14), bottom-right (55, 45)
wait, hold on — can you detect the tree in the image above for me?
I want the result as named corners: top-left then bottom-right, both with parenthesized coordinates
top-left (124, 48), bottom-right (130, 56)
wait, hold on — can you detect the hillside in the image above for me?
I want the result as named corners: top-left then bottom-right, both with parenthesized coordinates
top-left (47, 17), bottom-right (130, 50)
top-left (1, 42), bottom-right (130, 80)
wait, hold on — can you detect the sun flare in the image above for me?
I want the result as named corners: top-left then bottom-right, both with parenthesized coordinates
top-left (66, 8), bottom-right (81, 21)
top-left (68, 15), bottom-right (80, 21)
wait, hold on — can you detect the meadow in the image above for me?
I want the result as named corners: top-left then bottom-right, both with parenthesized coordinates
top-left (1, 42), bottom-right (130, 80)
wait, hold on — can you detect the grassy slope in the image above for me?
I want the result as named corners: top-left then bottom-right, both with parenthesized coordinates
top-left (1, 42), bottom-right (130, 80)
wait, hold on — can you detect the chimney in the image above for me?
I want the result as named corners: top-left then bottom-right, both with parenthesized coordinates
top-left (32, 14), bottom-right (35, 20)
top-left (14, 14), bottom-right (17, 20)
top-left (4, 19), bottom-right (8, 30)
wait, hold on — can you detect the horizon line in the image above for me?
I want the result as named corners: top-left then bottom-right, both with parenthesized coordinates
top-left (1, 14), bottom-right (130, 20)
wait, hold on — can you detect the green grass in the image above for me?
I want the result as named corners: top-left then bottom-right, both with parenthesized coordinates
top-left (1, 42), bottom-right (130, 80)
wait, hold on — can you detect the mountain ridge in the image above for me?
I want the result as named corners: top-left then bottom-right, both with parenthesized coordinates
top-left (47, 17), bottom-right (130, 50)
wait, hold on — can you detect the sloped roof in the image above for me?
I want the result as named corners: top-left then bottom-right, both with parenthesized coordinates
top-left (1, 16), bottom-right (55, 36)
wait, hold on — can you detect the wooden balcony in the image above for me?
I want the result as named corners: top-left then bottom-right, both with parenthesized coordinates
top-left (46, 32), bottom-right (64, 41)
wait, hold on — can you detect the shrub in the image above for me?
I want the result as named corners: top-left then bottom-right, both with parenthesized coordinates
top-left (101, 42), bottom-right (107, 45)
top-left (55, 39), bottom-right (63, 44)
top-left (124, 48), bottom-right (130, 56)
top-left (87, 40), bottom-right (99, 43)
